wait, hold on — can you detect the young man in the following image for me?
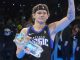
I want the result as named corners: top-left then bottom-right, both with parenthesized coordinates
top-left (15, 0), bottom-right (75, 60)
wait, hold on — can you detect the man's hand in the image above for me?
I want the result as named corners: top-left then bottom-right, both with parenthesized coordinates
top-left (24, 36), bottom-right (32, 42)
top-left (24, 48), bottom-right (31, 54)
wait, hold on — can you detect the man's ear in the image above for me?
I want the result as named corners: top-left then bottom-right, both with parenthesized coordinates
top-left (48, 13), bottom-right (50, 18)
top-left (32, 14), bottom-right (35, 19)
top-left (46, 14), bottom-right (50, 20)
top-left (32, 14), bottom-right (35, 21)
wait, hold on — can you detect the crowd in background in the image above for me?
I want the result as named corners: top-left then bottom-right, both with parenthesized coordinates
top-left (0, 16), bottom-right (33, 60)
top-left (57, 21), bottom-right (80, 60)
top-left (0, 16), bottom-right (80, 60)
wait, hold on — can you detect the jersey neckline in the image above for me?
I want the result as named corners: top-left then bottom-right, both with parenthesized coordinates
top-left (31, 25), bottom-right (47, 34)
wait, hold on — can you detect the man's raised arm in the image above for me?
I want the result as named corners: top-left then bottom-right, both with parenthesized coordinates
top-left (67, 0), bottom-right (75, 20)
top-left (49, 0), bottom-right (75, 33)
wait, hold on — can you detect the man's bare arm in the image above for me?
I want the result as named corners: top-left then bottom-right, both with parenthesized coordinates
top-left (49, 0), bottom-right (75, 34)
top-left (67, 0), bottom-right (75, 20)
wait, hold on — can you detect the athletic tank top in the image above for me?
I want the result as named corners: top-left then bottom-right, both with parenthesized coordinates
top-left (26, 25), bottom-right (54, 60)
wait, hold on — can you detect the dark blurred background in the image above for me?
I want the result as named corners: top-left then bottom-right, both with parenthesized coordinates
top-left (0, 0), bottom-right (80, 23)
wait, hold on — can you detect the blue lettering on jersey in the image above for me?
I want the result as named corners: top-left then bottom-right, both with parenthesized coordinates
top-left (32, 36), bottom-right (49, 46)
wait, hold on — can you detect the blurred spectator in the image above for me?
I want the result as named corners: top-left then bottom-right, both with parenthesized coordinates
top-left (58, 22), bottom-right (80, 60)
top-left (58, 25), bottom-right (72, 60)
top-left (71, 24), bottom-right (80, 60)
top-left (1, 19), bottom-right (17, 60)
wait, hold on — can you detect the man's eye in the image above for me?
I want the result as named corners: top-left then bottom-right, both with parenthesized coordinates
top-left (37, 12), bottom-right (47, 15)
top-left (37, 12), bottom-right (42, 14)
top-left (43, 12), bottom-right (46, 14)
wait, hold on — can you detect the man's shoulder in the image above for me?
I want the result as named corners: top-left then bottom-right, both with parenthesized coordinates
top-left (48, 22), bottom-right (57, 33)
top-left (21, 27), bottom-right (30, 33)
top-left (22, 28), bottom-right (27, 30)
top-left (48, 22), bottom-right (56, 28)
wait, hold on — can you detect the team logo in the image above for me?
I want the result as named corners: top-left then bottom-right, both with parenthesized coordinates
top-left (32, 36), bottom-right (49, 46)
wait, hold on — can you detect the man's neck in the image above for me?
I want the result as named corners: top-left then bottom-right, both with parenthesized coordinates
top-left (33, 22), bottom-right (46, 31)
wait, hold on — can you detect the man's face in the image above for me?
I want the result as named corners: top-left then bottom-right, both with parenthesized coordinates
top-left (32, 10), bottom-right (49, 24)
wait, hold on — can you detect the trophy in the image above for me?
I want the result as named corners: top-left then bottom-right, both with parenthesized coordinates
top-left (14, 33), bottom-right (43, 58)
